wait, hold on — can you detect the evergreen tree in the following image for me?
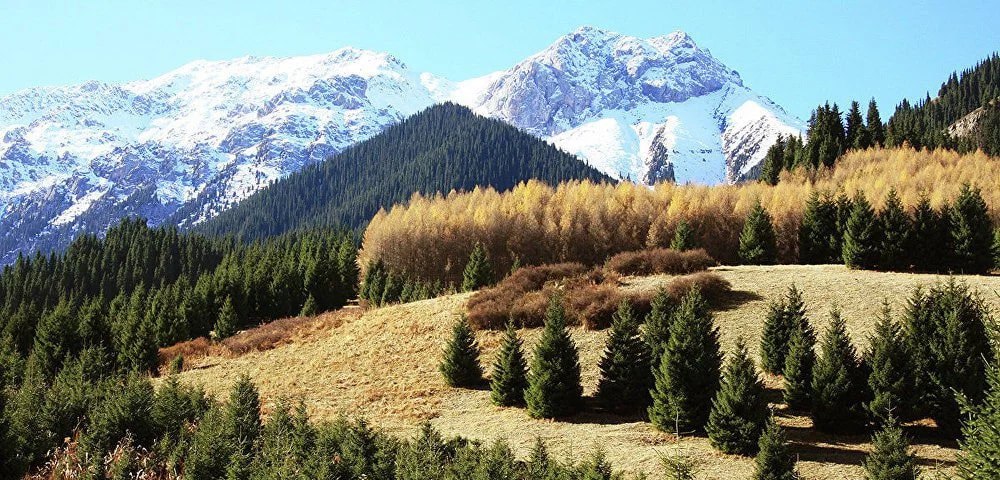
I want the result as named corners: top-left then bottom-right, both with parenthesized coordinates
top-left (706, 338), bottom-right (768, 455)
top-left (227, 374), bottom-right (262, 463)
top-left (753, 419), bottom-right (798, 480)
top-left (596, 300), bottom-right (652, 412)
top-left (782, 312), bottom-right (816, 411)
top-left (648, 288), bottom-right (722, 433)
top-left (799, 191), bottom-right (840, 264)
top-left (993, 227), bottom-right (1000, 270)
top-left (909, 195), bottom-right (946, 272)
top-left (877, 190), bottom-right (912, 271)
top-left (948, 184), bottom-right (995, 274)
top-left (810, 309), bottom-right (867, 433)
top-left (863, 418), bottom-right (919, 480)
top-left (643, 288), bottom-right (675, 371)
top-left (867, 99), bottom-right (886, 147)
top-left (489, 321), bottom-right (528, 407)
top-left (214, 296), bottom-right (239, 340)
top-left (845, 101), bottom-right (868, 150)
top-left (842, 193), bottom-right (881, 270)
top-left (525, 296), bottom-right (583, 418)
top-left (957, 364), bottom-right (1000, 479)
top-left (670, 220), bottom-right (696, 251)
top-left (299, 294), bottom-right (319, 317)
top-left (760, 299), bottom-right (791, 375)
top-left (462, 242), bottom-right (494, 292)
top-left (865, 302), bottom-right (915, 426)
top-left (439, 315), bottom-right (484, 388)
top-left (739, 202), bottom-right (777, 265)
top-left (759, 137), bottom-right (786, 186)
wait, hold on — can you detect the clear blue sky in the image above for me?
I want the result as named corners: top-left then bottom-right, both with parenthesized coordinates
top-left (2, 0), bottom-right (998, 118)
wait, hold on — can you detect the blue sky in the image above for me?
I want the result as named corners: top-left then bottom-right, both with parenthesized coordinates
top-left (2, 0), bottom-right (998, 118)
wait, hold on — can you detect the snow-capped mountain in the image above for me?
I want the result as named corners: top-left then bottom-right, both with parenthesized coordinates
top-left (0, 26), bottom-right (801, 262)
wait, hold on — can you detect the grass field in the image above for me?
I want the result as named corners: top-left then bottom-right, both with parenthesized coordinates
top-left (172, 265), bottom-right (1000, 479)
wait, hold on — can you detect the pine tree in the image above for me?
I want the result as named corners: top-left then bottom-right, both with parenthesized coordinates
top-left (227, 374), bottom-right (262, 461)
top-left (214, 296), bottom-right (239, 340)
top-left (877, 190), bottom-right (912, 271)
top-left (863, 418), bottom-right (919, 480)
top-left (648, 288), bottom-right (722, 433)
top-left (909, 195), bottom-right (945, 272)
top-left (643, 288), bottom-right (675, 371)
top-left (845, 101), bottom-right (868, 150)
top-left (799, 191), bottom-right (840, 264)
top-left (299, 294), bottom-right (319, 317)
top-left (439, 315), bottom-right (484, 388)
top-left (753, 419), bottom-right (798, 480)
top-left (867, 99), bottom-right (886, 147)
top-left (957, 364), bottom-right (1000, 479)
top-left (596, 300), bottom-right (652, 412)
top-left (842, 193), bottom-right (881, 270)
top-left (525, 296), bottom-right (583, 418)
top-left (706, 337), bottom-right (768, 455)
top-left (948, 184), bottom-right (995, 274)
top-left (865, 302), bottom-right (914, 426)
top-left (760, 299), bottom-right (791, 375)
top-left (739, 202), bottom-right (777, 265)
top-left (810, 309), bottom-right (867, 433)
top-left (490, 321), bottom-right (528, 407)
top-left (782, 312), bottom-right (816, 411)
top-left (670, 220), bottom-right (696, 251)
top-left (462, 242), bottom-right (494, 292)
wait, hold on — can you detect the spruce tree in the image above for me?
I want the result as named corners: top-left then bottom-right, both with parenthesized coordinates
top-left (867, 99), bottom-right (886, 147)
top-left (957, 364), bottom-right (1000, 479)
top-left (596, 300), bottom-right (652, 412)
top-left (462, 242), bottom-right (494, 292)
top-left (227, 374), bottom-right (262, 461)
top-left (842, 193), bottom-right (881, 270)
top-left (909, 195), bottom-right (945, 272)
top-left (670, 220), bottom-right (696, 251)
top-left (782, 312), bottom-right (816, 411)
top-left (525, 296), bottom-right (583, 418)
top-left (799, 191), bottom-right (840, 264)
top-left (299, 294), bottom-right (319, 317)
top-left (648, 288), bottom-right (722, 433)
top-left (863, 418), bottom-right (919, 480)
top-left (810, 309), bottom-right (866, 433)
top-left (877, 190), bottom-right (912, 271)
top-left (643, 288), bottom-right (675, 371)
top-left (948, 184), bottom-right (995, 274)
top-left (739, 202), bottom-right (777, 265)
top-left (845, 100), bottom-right (868, 150)
top-left (865, 302), bottom-right (914, 426)
top-left (760, 299), bottom-right (791, 375)
top-left (490, 321), bottom-right (528, 407)
top-left (706, 337), bottom-right (768, 455)
top-left (439, 315), bottom-right (484, 388)
top-left (753, 419), bottom-right (798, 480)
top-left (214, 296), bottom-right (239, 340)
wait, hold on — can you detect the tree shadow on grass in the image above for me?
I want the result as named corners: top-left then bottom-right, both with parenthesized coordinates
top-left (713, 289), bottom-right (764, 312)
top-left (557, 396), bottom-right (653, 426)
top-left (782, 420), bottom-right (959, 468)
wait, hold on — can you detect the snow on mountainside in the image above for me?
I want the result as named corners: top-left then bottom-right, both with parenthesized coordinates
top-left (0, 26), bottom-right (801, 262)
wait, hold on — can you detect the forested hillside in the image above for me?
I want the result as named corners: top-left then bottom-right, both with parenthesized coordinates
top-left (193, 103), bottom-right (612, 241)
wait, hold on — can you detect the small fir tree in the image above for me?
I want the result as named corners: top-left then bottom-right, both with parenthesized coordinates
top-left (842, 193), bottom-right (881, 269)
top-left (753, 419), bottom-right (798, 480)
top-left (706, 337), bottom-right (769, 455)
top-left (525, 296), bottom-right (583, 418)
top-left (739, 202), bottom-right (778, 265)
top-left (863, 417), bottom-right (919, 480)
top-left (462, 242), bottom-right (494, 292)
top-left (957, 364), bottom-right (1000, 479)
top-left (810, 309), bottom-right (867, 433)
top-left (877, 190), bottom-right (912, 271)
top-left (227, 374), bottom-right (262, 460)
top-left (299, 294), bottom-right (319, 317)
top-left (643, 288), bottom-right (675, 370)
top-left (596, 300), bottom-right (653, 412)
top-left (490, 321), bottom-right (528, 407)
top-left (948, 184), bottom-right (995, 274)
top-left (782, 313), bottom-right (816, 411)
top-left (670, 220), bottom-right (696, 251)
top-left (440, 315), bottom-right (484, 388)
top-left (214, 296), bottom-right (239, 340)
top-left (865, 302), bottom-right (915, 426)
top-left (648, 288), bottom-right (723, 433)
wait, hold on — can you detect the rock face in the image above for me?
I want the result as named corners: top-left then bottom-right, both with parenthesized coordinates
top-left (0, 26), bottom-right (802, 262)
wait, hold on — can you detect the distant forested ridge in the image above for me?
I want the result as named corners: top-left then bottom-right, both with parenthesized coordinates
top-left (193, 102), bottom-right (612, 241)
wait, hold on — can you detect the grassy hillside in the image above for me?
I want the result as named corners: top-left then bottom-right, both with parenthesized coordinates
top-left (171, 265), bottom-right (1000, 479)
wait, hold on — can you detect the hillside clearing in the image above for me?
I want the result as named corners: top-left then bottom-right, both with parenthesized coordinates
top-left (172, 265), bottom-right (1000, 479)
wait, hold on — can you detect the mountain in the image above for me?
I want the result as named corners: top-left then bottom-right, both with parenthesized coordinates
top-left (0, 26), bottom-right (801, 262)
top-left (193, 103), bottom-right (610, 240)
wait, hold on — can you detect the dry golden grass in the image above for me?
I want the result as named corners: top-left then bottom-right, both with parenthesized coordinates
top-left (172, 265), bottom-right (1000, 479)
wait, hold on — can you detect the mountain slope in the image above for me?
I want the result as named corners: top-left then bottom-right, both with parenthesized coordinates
top-left (0, 26), bottom-right (800, 262)
top-left (194, 103), bottom-right (610, 240)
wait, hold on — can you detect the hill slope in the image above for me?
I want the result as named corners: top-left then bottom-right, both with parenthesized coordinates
top-left (192, 103), bottom-right (611, 240)
top-left (172, 265), bottom-right (998, 479)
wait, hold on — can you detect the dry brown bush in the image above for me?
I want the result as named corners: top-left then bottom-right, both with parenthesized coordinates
top-left (466, 263), bottom-right (589, 329)
top-left (605, 248), bottom-right (716, 276)
top-left (665, 271), bottom-right (732, 302)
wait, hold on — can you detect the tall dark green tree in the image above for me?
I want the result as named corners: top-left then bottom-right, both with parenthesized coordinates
top-left (670, 220), bottom-right (696, 251)
top-left (867, 99), bottom-right (886, 147)
top-left (799, 191), bottom-right (840, 264)
top-left (948, 184), bottom-right (995, 274)
top-left (706, 337), bottom-right (769, 455)
top-left (957, 364), bottom-right (1000, 479)
top-left (439, 315), bottom-right (484, 388)
top-left (845, 101), bottom-right (868, 150)
top-left (752, 419), bottom-right (798, 480)
top-left (909, 196), bottom-right (946, 272)
top-left (525, 297), bottom-right (583, 419)
top-left (842, 193), bottom-right (881, 270)
top-left (810, 309), bottom-right (867, 433)
top-left (648, 288), bottom-right (722, 433)
top-left (760, 299), bottom-right (791, 376)
top-left (462, 242), bottom-right (494, 292)
top-left (739, 202), bottom-right (777, 265)
top-left (877, 190), bottom-right (912, 271)
top-left (490, 321), bottom-right (528, 407)
top-left (782, 311), bottom-right (816, 411)
top-left (863, 418), bottom-right (919, 480)
top-left (214, 296), bottom-right (239, 340)
top-left (643, 288), bottom-right (675, 371)
top-left (596, 300), bottom-right (652, 412)
top-left (865, 302), bottom-right (915, 426)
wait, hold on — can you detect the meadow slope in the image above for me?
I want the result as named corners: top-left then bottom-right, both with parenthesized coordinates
top-left (173, 265), bottom-right (1000, 479)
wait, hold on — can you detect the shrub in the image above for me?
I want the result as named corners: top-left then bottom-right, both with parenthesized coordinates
top-left (605, 248), bottom-right (715, 276)
top-left (466, 263), bottom-right (588, 329)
